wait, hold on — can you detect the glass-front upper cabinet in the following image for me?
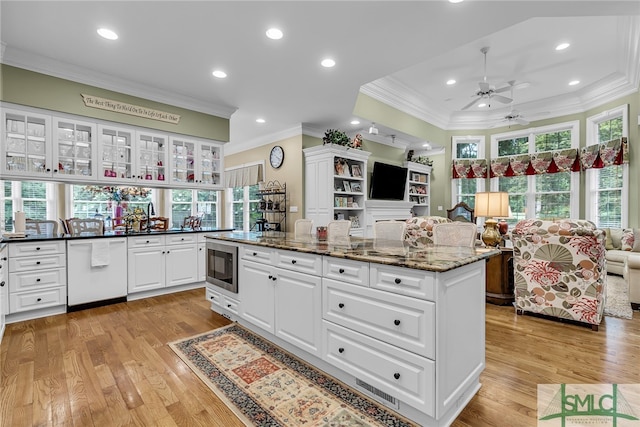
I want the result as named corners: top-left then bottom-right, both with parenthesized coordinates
top-left (1, 108), bottom-right (52, 179)
top-left (169, 136), bottom-right (197, 187)
top-left (135, 131), bottom-right (168, 185)
top-left (169, 136), bottom-right (223, 188)
top-left (198, 141), bottom-right (222, 187)
top-left (97, 124), bottom-right (135, 183)
top-left (53, 117), bottom-right (97, 181)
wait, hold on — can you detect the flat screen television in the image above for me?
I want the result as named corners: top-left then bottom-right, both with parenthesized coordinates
top-left (369, 162), bottom-right (408, 201)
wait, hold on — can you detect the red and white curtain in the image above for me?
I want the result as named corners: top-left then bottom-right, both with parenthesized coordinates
top-left (452, 137), bottom-right (628, 179)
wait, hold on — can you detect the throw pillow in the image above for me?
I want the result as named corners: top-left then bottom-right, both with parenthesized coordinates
top-left (633, 229), bottom-right (640, 252)
top-left (604, 228), bottom-right (614, 250)
top-left (621, 228), bottom-right (634, 251)
top-left (609, 228), bottom-right (624, 249)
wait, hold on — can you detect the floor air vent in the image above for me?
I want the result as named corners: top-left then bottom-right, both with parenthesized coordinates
top-left (355, 378), bottom-right (399, 409)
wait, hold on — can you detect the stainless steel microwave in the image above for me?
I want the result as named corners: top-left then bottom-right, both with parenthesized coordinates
top-left (206, 240), bottom-right (238, 293)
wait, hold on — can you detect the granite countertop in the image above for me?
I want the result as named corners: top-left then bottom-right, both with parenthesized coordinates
top-left (1, 227), bottom-right (234, 243)
top-left (206, 231), bottom-right (501, 273)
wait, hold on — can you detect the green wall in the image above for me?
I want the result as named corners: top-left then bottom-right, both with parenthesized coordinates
top-left (0, 65), bottom-right (230, 141)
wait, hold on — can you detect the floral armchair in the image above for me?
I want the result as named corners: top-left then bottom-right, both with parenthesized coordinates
top-left (404, 216), bottom-right (452, 247)
top-left (511, 219), bottom-right (607, 330)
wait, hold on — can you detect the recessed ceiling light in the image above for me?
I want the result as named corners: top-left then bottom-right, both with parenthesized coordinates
top-left (266, 28), bottom-right (283, 40)
top-left (423, 143), bottom-right (431, 148)
top-left (446, 79), bottom-right (456, 85)
top-left (97, 28), bottom-right (118, 40)
top-left (448, 0), bottom-right (464, 3)
top-left (350, 120), bottom-right (360, 125)
top-left (569, 80), bottom-right (580, 86)
top-left (556, 42), bottom-right (570, 51)
top-left (212, 70), bottom-right (227, 79)
top-left (256, 118), bottom-right (266, 124)
top-left (478, 103), bottom-right (487, 108)
top-left (321, 58), bottom-right (336, 68)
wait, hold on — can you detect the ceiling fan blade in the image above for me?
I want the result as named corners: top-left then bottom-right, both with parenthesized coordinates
top-left (492, 94), bottom-right (513, 104)
top-left (461, 97), bottom-right (482, 110)
top-left (494, 85), bottom-right (511, 94)
top-left (478, 81), bottom-right (490, 92)
top-left (515, 117), bottom-right (530, 125)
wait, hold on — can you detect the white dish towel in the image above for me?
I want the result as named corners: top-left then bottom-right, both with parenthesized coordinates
top-left (91, 240), bottom-right (110, 267)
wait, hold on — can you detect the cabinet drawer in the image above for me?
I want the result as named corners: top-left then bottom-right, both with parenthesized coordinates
top-left (10, 268), bottom-right (67, 293)
top-left (323, 257), bottom-right (368, 286)
top-left (323, 279), bottom-right (435, 359)
top-left (275, 249), bottom-right (322, 275)
top-left (10, 286), bottom-right (67, 313)
top-left (9, 253), bottom-right (66, 272)
top-left (370, 264), bottom-right (436, 301)
top-left (206, 287), bottom-right (240, 315)
top-left (128, 235), bottom-right (165, 248)
top-left (9, 240), bottom-right (65, 257)
top-left (166, 233), bottom-right (197, 245)
top-left (323, 321), bottom-right (434, 415)
top-left (240, 245), bottom-right (273, 264)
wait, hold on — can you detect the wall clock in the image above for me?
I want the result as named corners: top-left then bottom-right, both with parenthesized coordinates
top-left (270, 145), bottom-right (284, 169)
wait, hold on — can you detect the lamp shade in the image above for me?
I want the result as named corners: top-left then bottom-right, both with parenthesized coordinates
top-left (474, 192), bottom-right (509, 218)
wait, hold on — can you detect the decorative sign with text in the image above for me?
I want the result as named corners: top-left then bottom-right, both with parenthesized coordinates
top-left (81, 94), bottom-right (181, 124)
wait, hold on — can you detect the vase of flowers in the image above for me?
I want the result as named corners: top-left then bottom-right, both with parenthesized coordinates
top-left (84, 186), bottom-right (150, 226)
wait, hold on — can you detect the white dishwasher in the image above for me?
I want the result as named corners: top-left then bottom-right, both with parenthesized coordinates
top-left (67, 238), bottom-right (128, 306)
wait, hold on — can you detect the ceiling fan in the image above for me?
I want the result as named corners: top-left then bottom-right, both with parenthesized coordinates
top-left (462, 47), bottom-right (512, 110)
top-left (492, 81), bottom-right (538, 127)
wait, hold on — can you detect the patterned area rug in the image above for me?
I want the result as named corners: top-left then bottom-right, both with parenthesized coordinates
top-left (604, 274), bottom-right (634, 320)
top-left (169, 324), bottom-right (417, 427)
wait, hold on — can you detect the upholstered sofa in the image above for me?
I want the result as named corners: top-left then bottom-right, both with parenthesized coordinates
top-left (604, 227), bottom-right (640, 308)
top-left (511, 219), bottom-right (607, 330)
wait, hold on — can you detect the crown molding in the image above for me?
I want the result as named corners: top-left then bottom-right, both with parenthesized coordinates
top-left (224, 124), bottom-right (303, 156)
top-left (1, 47), bottom-right (237, 119)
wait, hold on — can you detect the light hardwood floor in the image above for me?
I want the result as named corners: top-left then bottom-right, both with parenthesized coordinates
top-left (1, 289), bottom-right (638, 426)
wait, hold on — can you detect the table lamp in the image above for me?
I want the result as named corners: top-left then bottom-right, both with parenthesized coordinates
top-left (474, 192), bottom-right (510, 247)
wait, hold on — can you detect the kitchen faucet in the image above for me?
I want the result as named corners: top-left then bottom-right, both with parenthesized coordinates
top-left (146, 202), bottom-right (155, 233)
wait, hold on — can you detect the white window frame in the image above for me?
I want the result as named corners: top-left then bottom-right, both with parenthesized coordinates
top-left (224, 161), bottom-right (264, 231)
top-left (1, 180), bottom-right (57, 226)
top-left (490, 120), bottom-right (580, 220)
top-left (451, 136), bottom-right (486, 204)
top-left (585, 104), bottom-right (628, 228)
top-left (165, 188), bottom-right (219, 229)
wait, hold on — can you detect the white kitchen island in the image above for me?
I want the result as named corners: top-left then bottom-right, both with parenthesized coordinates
top-left (205, 232), bottom-right (499, 427)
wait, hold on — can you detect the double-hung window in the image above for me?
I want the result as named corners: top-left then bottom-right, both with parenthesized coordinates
top-left (228, 185), bottom-right (260, 231)
top-left (169, 189), bottom-right (219, 228)
top-left (1, 180), bottom-right (56, 231)
top-left (585, 105), bottom-right (628, 228)
top-left (451, 136), bottom-right (486, 208)
top-left (491, 121), bottom-right (580, 223)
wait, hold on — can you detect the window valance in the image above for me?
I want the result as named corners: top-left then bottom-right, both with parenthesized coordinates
top-left (451, 159), bottom-right (488, 179)
top-left (489, 148), bottom-right (580, 178)
top-left (453, 137), bottom-right (628, 179)
top-left (224, 164), bottom-right (263, 188)
top-left (580, 137), bottom-right (628, 170)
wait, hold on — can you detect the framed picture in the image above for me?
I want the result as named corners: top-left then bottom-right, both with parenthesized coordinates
top-left (343, 181), bottom-right (351, 192)
top-left (349, 216), bottom-right (360, 228)
top-left (335, 158), bottom-right (351, 176)
top-left (351, 182), bottom-right (362, 193)
top-left (351, 164), bottom-right (362, 178)
top-left (336, 212), bottom-right (345, 220)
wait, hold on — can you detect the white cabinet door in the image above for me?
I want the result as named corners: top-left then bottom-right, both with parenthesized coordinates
top-left (197, 241), bottom-right (206, 282)
top-left (53, 117), bottom-right (97, 181)
top-left (165, 244), bottom-right (198, 287)
top-left (1, 108), bottom-right (52, 179)
top-left (239, 259), bottom-right (275, 333)
top-left (169, 136), bottom-right (224, 189)
top-left (275, 268), bottom-right (322, 356)
top-left (127, 246), bottom-right (165, 292)
top-left (98, 124), bottom-right (136, 183)
top-left (135, 131), bottom-right (169, 185)
top-left (0, 246), bottom-right (7, 342)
